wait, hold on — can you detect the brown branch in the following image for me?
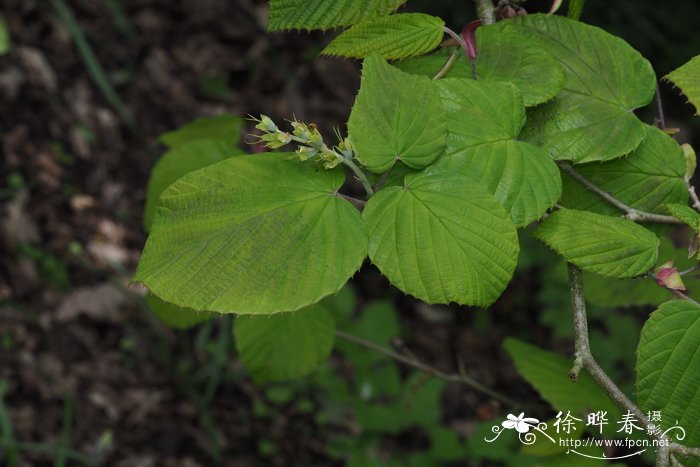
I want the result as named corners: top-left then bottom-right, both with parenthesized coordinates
top-left (335, 330), bottom-right (518, 407)
top-left (558, 162), bottom-right (683, 224)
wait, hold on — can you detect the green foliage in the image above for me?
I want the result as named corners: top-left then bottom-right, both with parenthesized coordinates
top-left (234, 304), bottom-right (335, 382)
top-left (665, 55), bottom-right (700, 115)
top-left (501, 14), bottom-right (655, 163)
top-left (146, 293), bottom-right (215, 329)
top-left (636, 301), bottom-right (700, 446)
top-left (665, 203), bottom-right (700, 229)
top-left (363, 170), bottom-right (518, 306)
top-left (348, 55), bottom-right (447, 173)
top-left (430, 78), bottom-right (560, 227)
top-left (136, 153), bottom-right (367, 314)
top-left (534, 209), bottom-right (660, 278)
top-left (560, 125), bottom-right (688, 216)
top-left (143, 139), bottom-right (244, 230)
top-left (267, 0), bottom-right (406, 31)
top-left (322, 13), bottom-right (444, 60)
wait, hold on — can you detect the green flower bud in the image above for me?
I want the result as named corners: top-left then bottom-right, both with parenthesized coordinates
top-left (295, 145), bottom-right (318, 161)
top-left (254, 114), bottom-right (278, 133)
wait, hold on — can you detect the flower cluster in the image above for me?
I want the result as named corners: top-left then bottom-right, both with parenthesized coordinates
top-left (251, 115), bottom-right (353, 169)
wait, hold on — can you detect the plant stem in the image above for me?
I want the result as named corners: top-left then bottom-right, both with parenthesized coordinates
top-left (688, 186), bottom-right (700, 212)
top-left (335, 330), bottom-right (518, 407)
top-left (558, 162), bottom-right (683, 224)
top-left (473, 0), bottom-right (496, 24)
top-left (341, 157), bottom-right (374, 197)
top-left (432, 50), bottom-right (458, 80)
top-left (656, 83), bottom-right (667, 130)
top-left (566, 264), bottom-right (700, 464)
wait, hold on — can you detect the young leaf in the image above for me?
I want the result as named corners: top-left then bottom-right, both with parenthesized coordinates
top-left (144, 139), bottom-right (245, 231)
top-left (363, 171), bottom-right (519, 307)
top-left (429, 79), bottom-right (561, 227)
top-left (146, 293), bottom-right (215, 329)
top-left (533, 209), bottom-right (660, 278)
top-left (502, 14), bottom-right (655, 163)
top-left (135, 153), bottom-right (368, 314)
top-left (267, 0), bottom-right (406, 31)
top-left (348, 55), bottom-right (447, 173)
top-left (321, 13), bottom-right (444, 60)
top-left (234, 304), bottom-right (335, 383)
top-left (636, 300), bottom-right (700, 446)
top-left (664, 55), bottom-right (700, 115)
top-left (504, 339), bottom-right (620, 418)
top-left (560, 125), bottom-right (688, 217)
top-left (159, 114), bottom-right (244, 148)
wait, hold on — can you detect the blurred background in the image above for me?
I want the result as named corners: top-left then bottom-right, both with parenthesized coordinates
top-left (1, 0), bottom-right (699, 465)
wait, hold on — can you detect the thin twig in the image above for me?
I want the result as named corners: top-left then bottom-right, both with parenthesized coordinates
top-left (558, 162), bottom-right (683, 224)
top-left (679, 264), bottom-right (700, 276)
top-left (670, 289), bottom-right (700, 307)
top-left (566, 264), bottom-right (700, 464)
top-left (432, 50), bottom-right (458, 80)
top-left (335, 330), bottom-right (518, 406)
top-left (474, 0), bottom-right (496, 24)
top-left (688, 186), bottom-right (700, 212)
top-left (373, 167), bottom-right (393, 192)
top-left (656, 83), bottom-right (667, 130)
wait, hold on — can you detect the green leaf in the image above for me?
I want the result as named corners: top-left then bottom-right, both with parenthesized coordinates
top-left (665, 203), bottom-right (700, 229)
top-left (560, 125), bottom-right (688, 217)
top-left (321, 13), bottom-right (444, 60)
top-left (502, 14), bottom-right (655, 162)
top-left (475, 25), bottom-right (565, 107)
top-left (159, 114), bottom-right (244, 148)
top-left (348, 55), bottom-right (447, 173)
top-left (533, 209), bottom-right (660, 278)
top-left (144, 139), bottom-right (245, 231)
top-left (135, 153), bottom-right (368, 314)
top-left (394, 27), bottom-right (565, 107)
top-left (504, 338), bottom-right (620, 421)
top-left (429, 79), bottom-right (561, 227)
top-left (363, 170), bottom-right (519, 307)
top-left (636, 300), bottom-right (700, 447)
top-left (234, 304), bottom-right (335, 382)
top-left (146, 293), bottom-right (215, 329)
top-left (267, 0), bottom-right (406, 31)
top-left (665, 55), bottom-right (700, 115)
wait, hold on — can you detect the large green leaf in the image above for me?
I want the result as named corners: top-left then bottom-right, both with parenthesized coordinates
top-left (267, 0), bottom-right (406, 31)
top-left (428, 79), bottom-right (560, 227)
top-left (146, 293), bottom-right (215, 329)
top-left (322, 13), bottom-right (444, 60)
top-left (501, 14), bottom-right (655, 163)
top-left (159, 114), bottom-right (243, 148)
top-left (636, 301), bottom-right (700, 447)
top-left (504, 339), bottom-right (620, 430)
top-left (394, 27), bottom-right (565, 107)
top-left (234, 304), bottom-right (335, 382)
top-left (363, 170), bottom-right (519, 307)
top-left (0, 14), bottom-right (10, 55)
top-left (665, 55), bottom-right (700, 116)
top-left (144, 139), bottom-right (244, 231)
top-left (348, 55), bottom-right (447, 173)
top-left (560, 125), bottom-right (688, 217)
top-left (135, 153), bottom-right (368, 314)
top-left (534, 209), bottom-right (660, 278)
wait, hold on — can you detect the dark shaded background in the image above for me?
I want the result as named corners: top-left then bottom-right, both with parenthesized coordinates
top-left (1, 0), bottom-right (699, 465)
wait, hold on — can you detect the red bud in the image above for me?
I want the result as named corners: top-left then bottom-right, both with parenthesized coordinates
top-left (460, 20), bottom-right (482, 61)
